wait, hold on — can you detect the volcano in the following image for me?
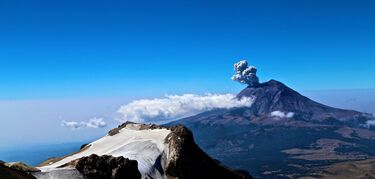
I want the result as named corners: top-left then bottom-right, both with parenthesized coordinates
top-left (168, 79), bottom-right (375, 178)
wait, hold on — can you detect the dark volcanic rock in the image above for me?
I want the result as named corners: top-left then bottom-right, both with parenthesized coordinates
top-left (75, 154), bottom-right (141, 179)
top-left (108, 121), bottom-right (165, 136)
top-left (165, 125), bottom-right (253, 179)
top-left (80, 143), bottom-right (89, 150)
top-left (0, 161), bottom-right (36, 179)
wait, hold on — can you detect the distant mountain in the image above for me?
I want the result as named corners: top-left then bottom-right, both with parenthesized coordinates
top-left (169, 80), bottom-right (375, 178)
top-left (34, 122), bottom-right (252, 179)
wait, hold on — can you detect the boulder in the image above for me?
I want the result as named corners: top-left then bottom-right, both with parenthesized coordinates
top-left (75, 154), bottom-right (141, 179)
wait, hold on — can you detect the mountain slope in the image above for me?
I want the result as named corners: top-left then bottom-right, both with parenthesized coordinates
top-left (35, 122), bottom-right (252, 179)
top-left (169, 80), bottom-right (375, 178)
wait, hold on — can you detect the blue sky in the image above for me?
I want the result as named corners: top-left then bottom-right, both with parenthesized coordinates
top-left (0, 0), bottom-right (374, 99)
top-left (0, 0), bottom-right (375, 150)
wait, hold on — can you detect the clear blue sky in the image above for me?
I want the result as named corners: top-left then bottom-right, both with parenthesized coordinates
top-left (0, 0), bottom-right (374, 99)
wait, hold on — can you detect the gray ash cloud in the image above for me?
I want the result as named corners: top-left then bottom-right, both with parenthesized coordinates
top-left (231, 60), bottom-right (259, 86)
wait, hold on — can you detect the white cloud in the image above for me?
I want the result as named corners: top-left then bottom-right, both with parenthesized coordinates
top-left (117, 94), bottom-right (254, 124)
top-left (84, 118), bottom-right (107, 128)
top-left (361, 114), bottom-right (375, 128)
top-left (61, 117), bottom-right (107, 130)
top-left (61, 120), bottom-right (81, 130)
top-left (367, 120), bottom-right (375, 126)
top-left (270, 111), bottom-right (295, 119)
top-left (362, 118), bottom-right (375, 128)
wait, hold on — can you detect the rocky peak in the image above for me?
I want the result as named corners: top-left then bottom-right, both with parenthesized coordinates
top-left (165, 125), bottom-right (253, 179)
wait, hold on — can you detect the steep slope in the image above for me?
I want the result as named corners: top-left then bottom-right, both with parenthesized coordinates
top-left (35, 122), bottom-right (252, 179)
top-left (169, 80), bottom-right (375, 178)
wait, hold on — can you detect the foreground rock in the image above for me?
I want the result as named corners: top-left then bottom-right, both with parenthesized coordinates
top-left (75, 154), bottom-right (141, 179)
top-left (165, 125), bottom-right (252, 179)
top-left (0, 160), bottom-right (37, 179)
top-left (37, 122), bottom-right (252, 179)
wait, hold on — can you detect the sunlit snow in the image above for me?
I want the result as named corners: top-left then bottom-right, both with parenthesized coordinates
top-left (38, 123), bottom-right (171, 179)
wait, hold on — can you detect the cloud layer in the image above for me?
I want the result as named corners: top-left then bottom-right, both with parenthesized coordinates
top-left (231, 60), bottom-right (259, 86)
top-left (117, 94), bottom-right (254, 124)
top-left (62, 117), bottom-right (107, 130)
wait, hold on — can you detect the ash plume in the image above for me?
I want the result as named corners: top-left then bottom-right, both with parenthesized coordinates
top-left (231, 60), bottom-right (259, 87)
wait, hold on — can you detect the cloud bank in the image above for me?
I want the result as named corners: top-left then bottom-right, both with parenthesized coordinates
top-left (117, 94), bottom-right (254, 124)
top-left (62, 117), bottom-right (107, 130)
top-left (231, 60), bottom-right (259, 86)
top-left (270, 111), bottom-right (295, 119)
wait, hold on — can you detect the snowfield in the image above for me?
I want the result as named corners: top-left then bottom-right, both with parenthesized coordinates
top-left (37, 123), bottom-right (172, 179)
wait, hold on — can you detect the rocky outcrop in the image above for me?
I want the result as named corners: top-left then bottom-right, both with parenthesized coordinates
top-left (108, 121), bottom-right (164, 136)
top-left (75, 154), bottom-right (141, 179)
top-left (165, 125), bottom-right (253, 179)
top-left (0, 161), bottom-right (37, 179)
top-left (4, 162), bottom-right (41, 173)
